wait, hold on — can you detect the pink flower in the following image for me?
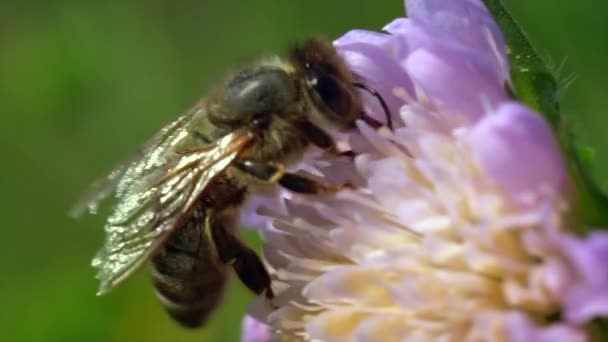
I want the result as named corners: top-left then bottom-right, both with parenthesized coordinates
top-left (241, 0), bottom-right (608, 341)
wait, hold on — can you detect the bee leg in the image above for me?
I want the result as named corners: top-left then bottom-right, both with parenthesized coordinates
top-left (235, 159), bottom-right (352, 194)
top-left (233, 249), bottom-right (275, 300)
top-left (277, 172), bottom-right (352, 194)
top-left (210, 219), bottom-right (274, 300)
top-left (360, 112), bottom-right (384, 129)
top-left (297, 120), bottom-right (356, 158)
top-left (297, 120), bottom-right (336, 152)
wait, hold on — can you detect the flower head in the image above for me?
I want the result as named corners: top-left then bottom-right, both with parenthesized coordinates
top-left (241, 1), bottom-right (608, 341)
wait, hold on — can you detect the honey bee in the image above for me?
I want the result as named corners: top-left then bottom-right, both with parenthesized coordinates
top-left (72, 38), bottom-right (391, 328)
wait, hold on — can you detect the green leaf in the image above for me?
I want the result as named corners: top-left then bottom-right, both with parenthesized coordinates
top-left (576, 143), bottom-right (596, 167)
top-left (481, 0), bottom-right (560, 128)
top-left (482, 0), bottom-right (608, 228)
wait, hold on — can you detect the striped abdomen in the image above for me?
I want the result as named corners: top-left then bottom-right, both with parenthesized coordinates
top-left (151, 203), bottom-right (227, 328)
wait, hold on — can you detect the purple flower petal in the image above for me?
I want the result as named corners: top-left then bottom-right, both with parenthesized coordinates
top-left (558, 232), bottom-right (608, 323)
top-left (559, 232), bottom-right (608, 284)
top-left (405, 46), bottom-right (507, 122)
top-left (240, 192), bottom-right (283, 229)
top-left (470, 102), bottom-right (567, 205)
top-left (241, 315), bottom-right (271, 342)
top-left (405, 0), bottom-right (508, 78)
top-left (564, 285), bottom-right (608, 324)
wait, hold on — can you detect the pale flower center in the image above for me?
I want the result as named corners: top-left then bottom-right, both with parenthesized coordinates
top-left (262, 116), bottom-right (569, 341)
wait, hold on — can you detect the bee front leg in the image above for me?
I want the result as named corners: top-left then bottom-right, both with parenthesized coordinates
top-left (209, 217), bottom-right (274, 300)
top-left (297, 120), bottom-right (355, 158)
top-left (235, 159), bottom-right (352, 194)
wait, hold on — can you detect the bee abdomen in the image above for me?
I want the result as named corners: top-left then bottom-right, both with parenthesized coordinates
top-left (152, 246), bottom-right (227, 328)
top-left (151, 204), bottom-right (228, 328)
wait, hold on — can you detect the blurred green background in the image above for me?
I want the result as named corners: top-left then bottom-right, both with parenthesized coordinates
top-left (0, 1), bottom-right (605, 341)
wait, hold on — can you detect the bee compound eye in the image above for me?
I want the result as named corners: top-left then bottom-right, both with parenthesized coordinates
top-left (252, 114), bottom-right (270, 130)
top-left (307, 64), bottom-right (350, 119)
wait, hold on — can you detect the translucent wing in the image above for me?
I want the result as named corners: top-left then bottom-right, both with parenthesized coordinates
top-left (70, 105), bottom-right (199, 217)
top-left (92, 130), bottom-right (252, 295)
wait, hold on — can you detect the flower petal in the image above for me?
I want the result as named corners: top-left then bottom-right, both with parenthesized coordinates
top-left (405, 47), bottom-right (507, 123)
top-left (241, 315), bottom-right (271, 342)
top-left (471, 102), bottom-right (567, 205)
top-left (558, 232), bottom-right (608, 322)
top-left (405, 0), bottom-right (508, 80)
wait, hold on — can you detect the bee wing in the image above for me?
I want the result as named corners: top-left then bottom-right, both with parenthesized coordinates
top-left (93, 130), bottom-right (252, 295)
top-left (70, 106), bottom-right (199, 218)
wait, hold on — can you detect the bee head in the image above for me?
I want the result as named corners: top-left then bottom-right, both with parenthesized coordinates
top-left (289, 38), bottom-right (362, 129)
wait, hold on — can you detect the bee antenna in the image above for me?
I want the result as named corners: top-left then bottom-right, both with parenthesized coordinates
top-left (351, 82), bottom-right (393, 131)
